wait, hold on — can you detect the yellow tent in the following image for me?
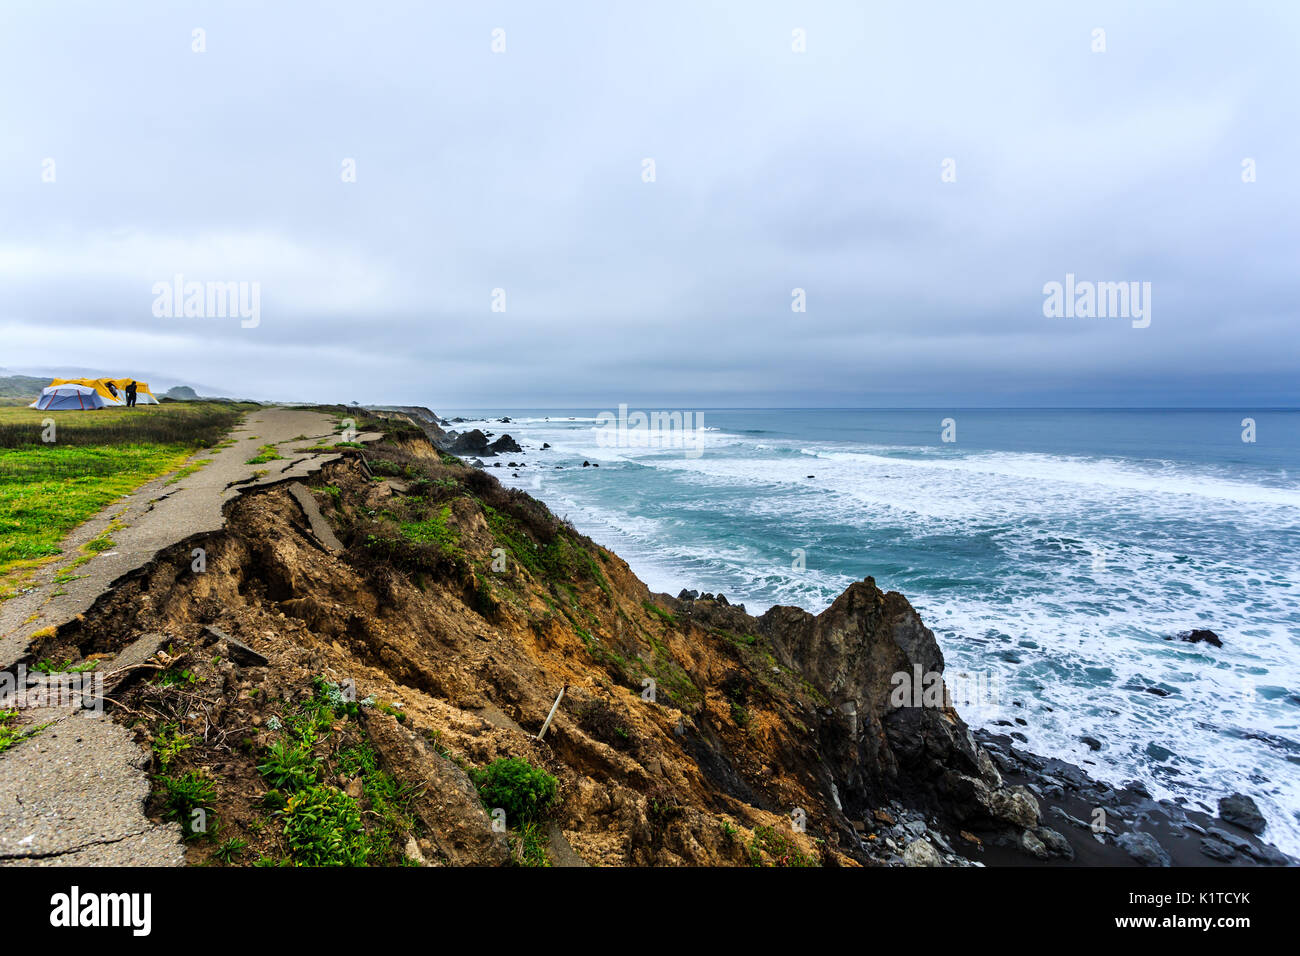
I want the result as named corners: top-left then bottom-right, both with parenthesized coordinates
top-left (51, 378), bottom-right (125, 405)
top-left (48, 378), bottom-right (158, 405)
top-left (106, 378), bottom-right (159, 404)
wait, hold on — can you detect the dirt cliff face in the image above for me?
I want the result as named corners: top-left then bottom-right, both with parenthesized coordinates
top-left (26, 415), bottom-right (1042, 866)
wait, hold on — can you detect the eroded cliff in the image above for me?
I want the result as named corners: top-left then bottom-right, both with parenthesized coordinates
top-left (25, 411), bottom-right (1049, 866)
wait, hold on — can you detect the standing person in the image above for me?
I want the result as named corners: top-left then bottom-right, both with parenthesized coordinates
top-left (125, 381), bottom-right (137, 408)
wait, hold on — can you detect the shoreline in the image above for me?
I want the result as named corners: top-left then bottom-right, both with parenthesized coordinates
top-left (5, 402), bottom-right (1290, 868)
top-left (433, 407), bottom-right (1297, 866)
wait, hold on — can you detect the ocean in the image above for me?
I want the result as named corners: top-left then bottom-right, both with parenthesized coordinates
top-left (443, 407), bottom-right (1300, 855)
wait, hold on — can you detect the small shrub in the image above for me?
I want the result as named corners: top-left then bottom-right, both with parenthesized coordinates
top-left (214, 837), bottom-right (248, 864)
top-left (258, 738), bottom-right (318, 792)
top-left (0, 708), bottom-right (47, 754)
top-left (158, 770), bottom-right (216, 838)
top-left (280, 785), bottom-right (368, 866)
top-left (747, 825), bottom-right (819, 867)
top-left (470, 757), bottom-right (558, 823)
top-left (515, 820), bottom-right (551, 867)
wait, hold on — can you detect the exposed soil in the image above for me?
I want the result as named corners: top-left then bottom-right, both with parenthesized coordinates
top-left (23, 412), bottom-right (1290, 868)
top-left (24, 425), bottom-right (856, 865)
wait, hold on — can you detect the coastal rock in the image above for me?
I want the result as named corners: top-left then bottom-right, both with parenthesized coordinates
top-left (443, 429), bottom-right (493, 456)
top-left (1218, 793), bottom-right (1266, 834)
top-left (1035, 826), bottom-right (1074, 860)
top-left (1173, 628), bottom-right (1223, 648)
top-left (489, 434), bottom-right (522, 454)
top-left (758, 577), bottom-right (1037, 844)
top-left (1117, 830), bottom-right (1171, 867)
top-left (1199, 836), bottom-right (1237, 861)
top-left (1206, 826), bottom-right (1252, 852)
top-left (902, 839), bottom-right (944, 866)
top-left (984, 786), bottom-right (1040, 830)
top-left (1018, 828), bottom-right (1049, 859)
top-left (1247, 843), bottom-right (1291, 865)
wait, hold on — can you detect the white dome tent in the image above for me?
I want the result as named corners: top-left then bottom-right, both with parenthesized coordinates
top-left (29, 383), bottom-right (111, 411)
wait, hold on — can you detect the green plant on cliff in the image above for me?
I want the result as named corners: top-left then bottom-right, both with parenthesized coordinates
top-left (0, 708), bottom-right (48, 754)
top-left (470, 756), bottom-right (558, 823)
top-left (746, 825), bottom-right (819, 867)
top-left (280, 784), bottom-right (368, 866)
top-left (258, 737), bottom-right (319, 791)
top-left (157, 769), bottom-right (216, 839)
top-left (515, 820), bottom-right (551, 867)
top-left (152, 723), bottom-right (194, 772)
top-left (642, 600), bottom-right (677, 626)
top-left (253, 680), bottom-right (417, 866)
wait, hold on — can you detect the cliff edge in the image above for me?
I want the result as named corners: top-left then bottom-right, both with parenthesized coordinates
top-left (14, 410), bottom-right (1286, 867)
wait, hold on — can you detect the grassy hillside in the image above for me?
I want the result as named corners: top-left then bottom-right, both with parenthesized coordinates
top-left (0, 374), bottom-right (51, 403)
top-left (0, 402), bottom-right (255, 586)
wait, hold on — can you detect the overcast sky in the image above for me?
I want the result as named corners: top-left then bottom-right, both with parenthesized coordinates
top-left (2, 1), bottom-right (1296, 407)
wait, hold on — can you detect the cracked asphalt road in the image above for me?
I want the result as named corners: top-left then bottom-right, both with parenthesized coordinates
top-left (0, 406), bottom-right (381, 866)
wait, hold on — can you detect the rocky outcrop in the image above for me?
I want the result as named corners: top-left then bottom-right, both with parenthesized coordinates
top-left (1173, 628), bottom-right (1223, 648)
top-left (1219, 793), bottom-right (1266, 834)
top-left (758, 579), bottom-right (1041, 836)
top-left (489, 434), bottom-right (522, 454)
top-left (442, 428), bottom-right (492, 456)
top-left (439, 429), bottom-right (522, 458)
top-left (368, 406), bottom-right (448, 444)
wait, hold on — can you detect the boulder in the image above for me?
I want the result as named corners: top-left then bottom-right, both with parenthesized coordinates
top-left (1035, 826), bottom-right (1074, 860)
top-left (1218, 793), bottom-right (1266, 834)
top-left (1117, 830), bottom-right (1170, 867)
top-left (1174, 628), bottom-right (1223, 648)
top-left (1199, 836), bottom-right (1237, 861)
top-left (1018, 828), bottom-right (1049, 859)
top-left (902, 839), bottom-right (944, 866)
top-left (443, 429), bottom-right (492, 457)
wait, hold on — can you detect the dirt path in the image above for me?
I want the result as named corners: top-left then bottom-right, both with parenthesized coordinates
top-left (0, 406), bottom-right (381, 865)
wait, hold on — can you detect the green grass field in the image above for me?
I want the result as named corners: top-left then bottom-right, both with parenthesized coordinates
top-left (0, 402), bottom-right (254, 588)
